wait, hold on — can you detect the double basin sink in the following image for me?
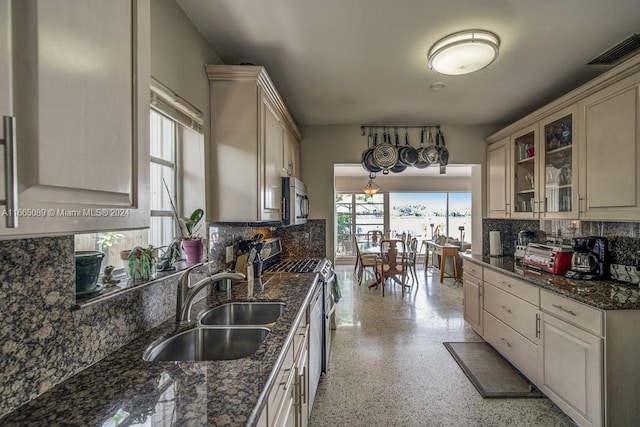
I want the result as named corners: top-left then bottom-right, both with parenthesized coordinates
top-left (144, 302), bottom-right (286, 362)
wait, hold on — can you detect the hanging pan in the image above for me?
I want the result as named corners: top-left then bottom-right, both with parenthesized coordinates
top-left (362, 128), bottom-right (382, 173)
top-left (439, 129), bottom-right (449, 166)
top-left (390, 128), bottom-right (407, 173)
top-left (398, 127), bottom-right (418, 166)
top-left (372, 127), bottom-right (399, 171)
top-left (414, 127), bottom-right (430, 169)
top-left (422, 127), bottom-right (440, 165)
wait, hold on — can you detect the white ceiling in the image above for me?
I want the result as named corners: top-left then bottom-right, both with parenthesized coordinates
top-left (177, 0), bottom-right (640, 127)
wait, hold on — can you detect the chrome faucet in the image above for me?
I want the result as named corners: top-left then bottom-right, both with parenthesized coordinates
top-left (175, 264), bottom-right (245, 324)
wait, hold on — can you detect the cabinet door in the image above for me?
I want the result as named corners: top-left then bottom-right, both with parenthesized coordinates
top-left (510, 123), bottom-right (539, 218)
top-left (259, 89), bottom-right (283, 221)
top-left (539, 313), bottom-right (602, 427)
top-left (487, 137), bottom-right (510, 218)
top-left (578, 73), bottom-right (640, 220)
top-left (291, 138), bottom-right (301, 178)
top-left (1, 0), bottom-right (150, 236)
top-left (297, 343), bottom-right (309, 427)
top-left (539, 105), bottom-right (578, 219)
top-left (463, 273), bottom-right (483, 335)
top-left (282, 127), bottom-right (293, 177)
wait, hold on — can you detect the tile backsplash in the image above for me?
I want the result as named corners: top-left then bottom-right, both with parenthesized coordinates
top-left (483, 218), bottom-right (640, 265)
top-left (0, 220), bottom-right (326, 418)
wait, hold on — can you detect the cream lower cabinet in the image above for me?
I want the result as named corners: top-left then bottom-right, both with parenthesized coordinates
top-left (462, 259), bottom-right (483, 335)
top-left (0, 0), bottom-right (150, 237)
top-left (482, 269), bottom-right (540, 384)
top-left (206, 65), bottom-right (302, 223)
top-left (539, 311), bottom-right (602, 427)
top-left (267, 302), bottom-right (310, 427)
top-left (578, 71), bottom-right (640, 220)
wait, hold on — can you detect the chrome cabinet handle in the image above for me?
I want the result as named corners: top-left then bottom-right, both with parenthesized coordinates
top-left (1, 116), bottom-right (18, 228)
top-left (535, 313), bottom-right (541, 338)
top-left (500, 305), bottom-right (512, 314)
top-left (500, 337), bottom-right (512, 348)
top-left (552, 304), bottom-right (577, 316)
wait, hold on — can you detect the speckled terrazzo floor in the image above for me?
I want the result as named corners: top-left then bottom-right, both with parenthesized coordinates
top-left (309, 265), bottom-right (577, 427)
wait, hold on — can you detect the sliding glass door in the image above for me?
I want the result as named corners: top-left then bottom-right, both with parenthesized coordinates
top-left (336, 193), bottom-right (385, 257)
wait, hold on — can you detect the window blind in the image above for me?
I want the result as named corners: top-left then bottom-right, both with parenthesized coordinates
top-left (150, 78), bottom-right (204, 134)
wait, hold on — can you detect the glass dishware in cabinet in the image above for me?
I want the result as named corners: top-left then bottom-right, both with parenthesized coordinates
top-left (540, 108), bottom-right (576, 218)
top-left (512, 127), bottom-right (537, 216)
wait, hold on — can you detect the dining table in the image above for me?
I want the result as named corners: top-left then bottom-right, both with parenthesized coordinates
top-left (359, 241), bottom-right (414, 292)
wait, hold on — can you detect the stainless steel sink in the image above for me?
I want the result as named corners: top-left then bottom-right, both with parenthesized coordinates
top-left (198, 302), bottom-right (286, 327)
top-left (143, 326), bottom-right (270, 362)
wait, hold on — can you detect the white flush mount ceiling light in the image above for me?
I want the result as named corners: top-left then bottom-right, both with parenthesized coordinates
top-left (428, 30), bottom-right (500, 76)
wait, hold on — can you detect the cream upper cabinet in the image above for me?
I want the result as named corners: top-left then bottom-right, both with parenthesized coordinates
top-left (0, 0), bottom-right (150, 237)
top-left (578, 72), bottom-right (640, 220)
top-left (486, 137), bottom-right (510, 218)
top-left (282, 127), bottom-right (301, 178)
top-left (206, 65), bottom-right (301, 222)
top-left (538, 105), bottom-right (578, 219)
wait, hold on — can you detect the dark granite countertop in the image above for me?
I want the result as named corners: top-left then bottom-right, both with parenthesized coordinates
top-left (461, 253), bottom-right (640, 310)
top-left (0, 272), bottom-right (319, 426)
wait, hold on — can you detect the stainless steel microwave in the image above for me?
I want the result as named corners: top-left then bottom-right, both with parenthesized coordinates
top-left (282, 177), bottom-right (309, 226)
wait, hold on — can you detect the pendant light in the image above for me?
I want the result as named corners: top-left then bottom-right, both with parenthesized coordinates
top-left (428, 30), bottom-right (500, 76)
top-left (362, 173), bottom-right (380, 196)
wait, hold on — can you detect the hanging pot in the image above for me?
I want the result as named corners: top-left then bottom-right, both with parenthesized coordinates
top-left (362, 128), bottom-right (382, 173)
top-left (398, 127), bottom-right (418, 166)
top-left (390, 129), bottom-right (407, 173)
top-left (439, 129), bottom-right (450, 166)
top-left (414, 128), bottom-right (430, 169)
top-left (372, 127), bottom-right (398, 170)
top-left (422, 127), bottom-right (440, 164)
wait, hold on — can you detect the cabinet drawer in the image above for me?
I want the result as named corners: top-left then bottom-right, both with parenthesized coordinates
top-left (484, 311), bottom-right (540, 384)
top-left (294, 324), bottom-right (309, 360)
top-left (484, 283), bottom-right (539, 343)
top-left (268, 341), bottom-right (295, 426)
top-left (484, 268), bottom-right (539, 305)
top-left (540, 290), bottom-right (603, 336)
top-left (463, 259), bottom-right (483, 280)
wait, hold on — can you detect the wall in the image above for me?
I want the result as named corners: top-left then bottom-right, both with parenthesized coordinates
top-left (0, 0), bottom-right (224, 418)
top-left (151, 0), bottom-right (223, 221)
top-left (301, 124), bottom-right (500, 260)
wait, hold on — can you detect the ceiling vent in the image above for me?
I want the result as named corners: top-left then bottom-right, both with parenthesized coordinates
top-left (588, 34), bottom-right (640, 65)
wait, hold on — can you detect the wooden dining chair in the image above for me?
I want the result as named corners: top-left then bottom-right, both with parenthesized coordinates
top-left (367, 230), bottom-right (383, 244)
top-left (354, 235), bottom-right (379, 286)
top-left (405, 237), bottom-right (419, 284)
top-left (379, 239), bottom-right (410, 297)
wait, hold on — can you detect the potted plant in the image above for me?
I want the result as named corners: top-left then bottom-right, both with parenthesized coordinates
top-left (162, 178), bottom-right (206, 265)
top-left (120, 246), bottom-right (158, 281)
top-left (179, 208), bottom-right (205, 264)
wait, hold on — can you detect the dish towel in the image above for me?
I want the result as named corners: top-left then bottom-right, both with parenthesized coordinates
top-left (332, 273), bottom-right (342, 303)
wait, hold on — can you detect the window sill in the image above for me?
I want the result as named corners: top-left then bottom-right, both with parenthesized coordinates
top-left (73, 260), bottom-right (212, 310)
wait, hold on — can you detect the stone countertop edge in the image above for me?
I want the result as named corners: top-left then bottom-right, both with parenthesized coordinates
top-left (460, 253), bottom-right (640, 310)
top-left (0, 272), bottom-right (320, 427)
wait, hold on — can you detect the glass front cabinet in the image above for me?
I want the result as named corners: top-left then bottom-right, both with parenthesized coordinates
top-left (510, 124), bottom-right (538, 218)
top-left (509, 107), bottom-right (578, 219)
top-left (539, 106), bottom-right (578, 219)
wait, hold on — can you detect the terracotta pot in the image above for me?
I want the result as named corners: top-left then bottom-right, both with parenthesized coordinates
top-left (182, 239), bottom-right (204, 264)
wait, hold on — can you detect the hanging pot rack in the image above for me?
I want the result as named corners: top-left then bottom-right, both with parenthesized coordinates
top-left (360, 124), bottom-right (449, 175)
top-left (360, 124), bottom-right (440, 136)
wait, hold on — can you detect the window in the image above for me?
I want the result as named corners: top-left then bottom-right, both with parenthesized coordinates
top-left (149, 109), bottom-right (177, 248)
top-left (335, 191), bottom-right (471, 260)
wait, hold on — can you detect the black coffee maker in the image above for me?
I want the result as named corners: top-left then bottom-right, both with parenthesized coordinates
top-left (565, 237), bottom-right (608, 280)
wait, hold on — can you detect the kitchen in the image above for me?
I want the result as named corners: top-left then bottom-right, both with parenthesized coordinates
top-left (2, 0), bottom-right (640, 426)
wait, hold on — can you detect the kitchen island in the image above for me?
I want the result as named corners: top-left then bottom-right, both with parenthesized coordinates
top-left (0, 272), bottom-right (319, 426)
